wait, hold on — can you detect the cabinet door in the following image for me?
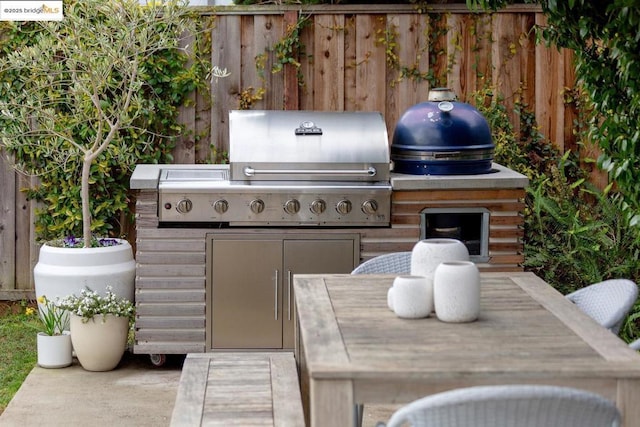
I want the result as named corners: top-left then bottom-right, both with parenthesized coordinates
top-left (211, 239), bottom-right (283, 349)
top-left (282, 239), bottom-right (356, 348)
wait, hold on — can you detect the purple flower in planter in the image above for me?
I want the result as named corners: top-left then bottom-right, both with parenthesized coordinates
top-left (63, 235), bottom-right (80, 247)
top-left (97, 238), bottom-right (119, 247)
top-left (55, 235), bottom-right (122, 248)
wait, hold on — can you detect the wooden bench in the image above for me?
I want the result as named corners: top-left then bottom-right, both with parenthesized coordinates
top-left (170, 352), bottom-right (305, 427)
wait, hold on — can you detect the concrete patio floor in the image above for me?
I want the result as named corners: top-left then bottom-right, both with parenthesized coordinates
top-left (0, 351), bottom-right (397, 426)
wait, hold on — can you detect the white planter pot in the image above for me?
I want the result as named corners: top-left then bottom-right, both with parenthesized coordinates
top-left (37, 332), bottom-right (72, 369)
top-left (34, 239), bottom-right (135, 305)
top-left (433, 260), bottom-right (480, 323)
top-left (410, 239), bottom-right (470, 309)
top-left (391, 275), bottom-right (432, 319)
top-left (70, 314), bottom-right (129, 372)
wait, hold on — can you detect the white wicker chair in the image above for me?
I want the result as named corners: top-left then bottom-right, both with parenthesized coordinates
top-left (351, 252), bottom-right (412, 275)
top-left (378, 385), bottom-right (621, 427)
top-left (565, 278), bottom-right (638, 334)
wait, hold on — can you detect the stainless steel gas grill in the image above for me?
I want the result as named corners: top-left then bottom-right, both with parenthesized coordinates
top-left (158, 110), bottom-right (391, 226)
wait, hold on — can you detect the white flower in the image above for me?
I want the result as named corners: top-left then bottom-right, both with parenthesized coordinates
top-left (56, 286), bottom-right (134, 323)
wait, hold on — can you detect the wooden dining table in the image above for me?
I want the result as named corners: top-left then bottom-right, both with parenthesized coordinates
top-left (293, 272), bottom-right (640, 427)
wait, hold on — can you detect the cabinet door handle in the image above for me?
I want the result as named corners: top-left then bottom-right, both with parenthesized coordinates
top-left (274, 269), bottom-right (279, 321)
top-left (287, 270), bottom-right (292, 321)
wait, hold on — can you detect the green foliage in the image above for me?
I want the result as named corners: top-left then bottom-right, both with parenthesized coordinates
top-left (474, 86), bottom-right (640, 342)
top-left (536, 1), bottom-right (640, 226)
top-left (376, 14), bottom-right (442, 88)
top-left (471, 87), bottom-right (563, 183)
top-left (525, 160), bottom-right (640, 294)
top-left (270, 14), bottom-right (310, 86)
top-left (0, 302), bottom-right (39, 413)
top-left (0, 0), bottom-right (208, 243)
top-left (468, 0), bottom-right (640, 226)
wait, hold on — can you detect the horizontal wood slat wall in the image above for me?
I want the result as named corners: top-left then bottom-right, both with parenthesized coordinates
top-left (360, 188), bottom-right (526, 272)
top-left (2, 5), bottom-right (567, 297)
top-left (133, 190), bottom-right (208, 354)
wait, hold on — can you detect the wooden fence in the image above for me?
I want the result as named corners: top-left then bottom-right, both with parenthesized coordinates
top-left (0, 4), bottom-right (580, 299)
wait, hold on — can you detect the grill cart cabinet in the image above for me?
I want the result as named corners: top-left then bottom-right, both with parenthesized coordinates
top-left (206, 231), bottom-right (359, 350)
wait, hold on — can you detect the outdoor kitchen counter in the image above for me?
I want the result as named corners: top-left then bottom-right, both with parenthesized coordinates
top-left (390, 162), bottom-right (528, 190)
top-left (131, 162), bottom-right (528, 191)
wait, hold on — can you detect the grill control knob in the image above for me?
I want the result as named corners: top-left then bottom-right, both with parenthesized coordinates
top-left (310, 199), bottom-right (326, 215)
top-left (284, 199), bottom-right (300, 215)
top-left (250, 199), bottom-right (265, 214)
top-left (176, 199), bottom-right (193, 214)
top-left (336, 200), bottom-right (352, 215)
top-left (361, 199), bottom-right (378, 215)
top-left (214, 199), bottom-right (229, 214)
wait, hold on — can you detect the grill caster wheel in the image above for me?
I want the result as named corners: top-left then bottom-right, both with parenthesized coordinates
top-left (149, 354), bottom-right (166, 367)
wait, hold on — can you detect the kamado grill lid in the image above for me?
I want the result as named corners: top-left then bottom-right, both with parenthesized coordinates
top-left (391, 89), bottom-right (495, 175)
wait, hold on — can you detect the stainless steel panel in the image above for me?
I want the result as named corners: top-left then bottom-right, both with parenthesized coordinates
top-left (208, 232), bottom-right (360, 350)
top-left (160, 169), bottom-right (229, 182)
top-left (211, 238), bottom-right (283, 349)
top-left (159, 184), bottom-right (391, 225)
top-left (281, 239), bottom-right (358, 348)
top-left (229, 110), bottom-right (390, 182)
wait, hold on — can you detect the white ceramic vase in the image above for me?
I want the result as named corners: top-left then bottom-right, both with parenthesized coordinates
top-left (410, 239), bottom-right (470, 308)
top-left (37, 331), bottom-right (72, 368)
top-left (391, 275), bottom-right (432, 319)
top-left (433, 260), bottom-right (480, 323)
top-left (70, 314), bottom-right (129, 372)
top-left (34, 239), bottom-right (135, 307)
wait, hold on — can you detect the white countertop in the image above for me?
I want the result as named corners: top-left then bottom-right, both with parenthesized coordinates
top-left (390, 163), bottom-right (528, 190)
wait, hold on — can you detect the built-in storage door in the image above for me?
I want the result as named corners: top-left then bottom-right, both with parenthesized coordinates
top-left (282, 239), bottom-right (357, 349)
top-left (211, 238), bottom-right (283, 349)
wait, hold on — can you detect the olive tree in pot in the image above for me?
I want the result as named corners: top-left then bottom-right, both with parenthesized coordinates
top-left (0, 0), bottom-right (200, 305)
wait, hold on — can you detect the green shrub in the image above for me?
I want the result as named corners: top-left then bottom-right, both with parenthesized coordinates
top-left (472, 87), bottom-right (640, 342)
top-left (0, 3), bottom-right (209, 242)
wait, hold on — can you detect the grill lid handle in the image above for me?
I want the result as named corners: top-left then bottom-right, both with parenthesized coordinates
top-left (243, 166), bottom-right (377, 177)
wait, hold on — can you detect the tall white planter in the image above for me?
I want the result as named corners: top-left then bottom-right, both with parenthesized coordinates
top-left (34, 239), bottom-right (135, 305)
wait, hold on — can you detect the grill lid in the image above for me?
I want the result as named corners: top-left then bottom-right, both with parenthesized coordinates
top-left (229, 110), bottom-right (390, 182)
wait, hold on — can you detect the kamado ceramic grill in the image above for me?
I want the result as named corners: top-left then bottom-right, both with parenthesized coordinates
top-left (391, 88), bottom-right (496, 175)
top-left (158, 110), bottom-right (392, 227)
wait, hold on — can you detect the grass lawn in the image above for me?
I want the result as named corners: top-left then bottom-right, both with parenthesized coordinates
top-left (0, 301), bottom-right (38, 415)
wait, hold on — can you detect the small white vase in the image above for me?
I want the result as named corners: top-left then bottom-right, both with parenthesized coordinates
top-left (433, 261), bottom-right (480, 323)
top-left (391, 275), bottom-right (432, 319)
top-left (70, 314), bottom-right (129, 372)
top-left (410, 239), bottom-right (470, 309)
top-left (37, 332), bottom-right (72, 369)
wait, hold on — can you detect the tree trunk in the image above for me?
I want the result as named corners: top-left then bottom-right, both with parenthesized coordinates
top-left (81, 155), bottom-right (92, 247)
